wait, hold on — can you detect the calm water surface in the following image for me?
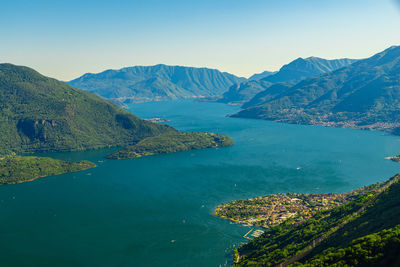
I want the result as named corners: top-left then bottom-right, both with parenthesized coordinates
top-left (1, 100), bottom-right (400, 266)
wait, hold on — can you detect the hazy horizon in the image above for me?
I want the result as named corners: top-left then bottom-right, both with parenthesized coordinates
top-left (1, 0), bottom-right (400, 80)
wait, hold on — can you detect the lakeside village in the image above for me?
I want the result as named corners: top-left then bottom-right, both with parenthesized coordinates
top-left (216, 184), bottom-right (381, 239)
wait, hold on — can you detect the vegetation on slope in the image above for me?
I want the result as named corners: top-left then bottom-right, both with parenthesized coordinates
top-left (234, 176), bottom-right (399, 266)
top-left (241, 82), bottom-right (294, 109)
top-left (295, 173), bottom-right (400, 266)
top-left (234, 46), bottom-right (400, 134)
top-left (69, 64), bottom-right (245, 103)
top-left (0, 155), bottom-right (95, 185)
top-left (0, 63), bottom-right (235, 184)
top-left (294, 225), bottom-right (400, 266)
top-left (0, 63), bottom-right (175, 155)
top-left (106, 132), bottom-right (234, 159)
top-left (218, 57), bottom-right (355, 105)
top-left (218, 80), bottom-right (273, 105)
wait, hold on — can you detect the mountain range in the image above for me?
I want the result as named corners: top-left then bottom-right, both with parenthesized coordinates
top-left (217, 57), bottom-right (357, 105)
top-left (68, 58), bottom-right (357, 105)
top-left (68, 64), bottom-right (245, 103)
top-left (233, 46), bottom-right (400, 134)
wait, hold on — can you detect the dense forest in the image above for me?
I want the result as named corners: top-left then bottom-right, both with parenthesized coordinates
top-left (294, 225), bottom-right (400, 266)
top-left (296, 173), bottom-right (400, 266)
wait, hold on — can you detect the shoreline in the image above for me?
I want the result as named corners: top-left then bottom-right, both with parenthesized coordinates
top-left (0, 165), bottom-right (95, 186)
top-left (228, 113), bottom-right (400, 138)
top-left (0, 157), bottom-right (96, 186)
top-left (215, 168), bottom-right (399, 231)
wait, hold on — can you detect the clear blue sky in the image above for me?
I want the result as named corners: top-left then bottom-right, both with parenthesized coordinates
top-left (1, 0), bottom-right (400, 80)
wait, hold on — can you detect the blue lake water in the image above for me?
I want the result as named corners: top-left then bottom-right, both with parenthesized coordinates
top-left (1, 100), bottom-right (400, 266)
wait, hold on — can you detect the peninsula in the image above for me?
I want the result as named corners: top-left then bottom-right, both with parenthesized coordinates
top-left (0, 64), bottom-right (234, 183)
top-left (218, 174), bottom-right (400, 266)
top-left (216, 181), bottom-right (386, 229)
top-left (107, 132), bottom-right (234, 159)
top-left (0, 155), bottom-right (95, 185)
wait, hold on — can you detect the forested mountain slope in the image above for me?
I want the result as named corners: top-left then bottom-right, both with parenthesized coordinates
top-left (218, 57), bottom-right (356, 104)
top-left (234, 46), bottom-right (400, 134)
top-left (236, 175), bottom-right (400, 266)
top-left (0, 63), bottom-right (174, 154)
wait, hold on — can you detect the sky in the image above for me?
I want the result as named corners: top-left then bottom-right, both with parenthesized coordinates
top-left (1, 0), bottom-right (400, 80)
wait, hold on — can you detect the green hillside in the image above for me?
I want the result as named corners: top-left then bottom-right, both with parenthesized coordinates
top-left (296, 172), bottom-right (400, 266)
top-left (68, 64), bottom-right (245, 103)
top-left (0, 155), bottom-right (95, 185)
top-left (234, 46), bottom-right (400, 134)
top-left (241, 82), bottom-right (294, 109)
top-left (0, 63), bottom-right (175, 155)
top-left (295, 226), bottom-right (400, 266)
top-left (234, 175), bottom-right (400, 266)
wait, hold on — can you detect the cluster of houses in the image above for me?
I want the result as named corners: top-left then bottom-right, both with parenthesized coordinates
top-left (217, 192), bottom-right (356, 228)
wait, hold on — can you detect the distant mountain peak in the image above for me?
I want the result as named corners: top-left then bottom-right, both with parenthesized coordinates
top-left (69, 64), bottom-right (245, 103)
top-left (248, 70), bottom-right (277, 81)
top-left (261, 56), bottom-right (357, 84)
top-left (217, 56), bottom-right (356, 105)
top-left (234, 45), bottom-right (400, 135)
top-left (385, 45), bottom-right (400, 51)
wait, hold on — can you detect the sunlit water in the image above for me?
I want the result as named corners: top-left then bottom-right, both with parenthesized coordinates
top-left (1, 100), bottom-right (400, 266)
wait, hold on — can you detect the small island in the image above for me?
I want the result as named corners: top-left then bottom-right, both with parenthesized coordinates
top-left (107, 132), bottom-right (234, 159)
top-left (0, 155), bottom-right (96, 185)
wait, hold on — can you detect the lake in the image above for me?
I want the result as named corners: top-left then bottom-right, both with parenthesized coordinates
top-left (1, 100), bottom-right (400, 266)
